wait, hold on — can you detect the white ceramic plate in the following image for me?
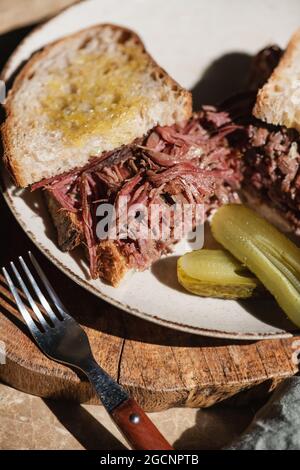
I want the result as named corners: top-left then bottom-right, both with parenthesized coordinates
top-left (2, 0), bottom-right (300, 339)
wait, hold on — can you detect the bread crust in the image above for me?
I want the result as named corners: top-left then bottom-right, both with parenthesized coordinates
top-left (97, 241), bottom-right (128, 287)
top-left (44, 191), bottom-right (82, 251)
top-left (253, 28), bottom-right (300, 128)
top-left (2, 23), bottom-right (192, 188)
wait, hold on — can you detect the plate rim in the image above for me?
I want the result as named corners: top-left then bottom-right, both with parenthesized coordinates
top-left (1, 172), bottom-right (294, 341)
top-left (0, 1), bottom-right (297, 340)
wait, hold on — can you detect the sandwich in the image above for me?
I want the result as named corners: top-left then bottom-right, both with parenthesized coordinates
top-left (2, 24), bottom-right (242, 285)
top-left (225, 30), bottom-right (300, 236)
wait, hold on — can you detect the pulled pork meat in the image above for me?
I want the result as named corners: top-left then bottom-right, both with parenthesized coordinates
top-left (32, 107), bottom-right (242, 278)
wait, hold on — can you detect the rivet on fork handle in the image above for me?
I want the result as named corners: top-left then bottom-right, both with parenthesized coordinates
top-left (129, 413), bottom-right (140, 424)
top-left (111, 398), bottom-right (173, 451)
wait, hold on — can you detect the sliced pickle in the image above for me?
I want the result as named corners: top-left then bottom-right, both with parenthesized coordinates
top-left (177, 249), bottom-right (261, 299)
top-left (211, 204), bottom-right (300, 327)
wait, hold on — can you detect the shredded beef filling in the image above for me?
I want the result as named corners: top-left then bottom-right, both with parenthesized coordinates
top-left (221, 46), bottom-right (300, 235)
top-left (242, 125), bottom-right (300, 233)
top-left (32, 107), bottom-right (242, 278)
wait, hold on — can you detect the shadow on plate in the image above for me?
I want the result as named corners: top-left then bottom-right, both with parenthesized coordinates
top-left (238, 297), bottom-right (298, 333)
top-left (151, 256), bottom-right (184, 293)
top-left (191, 51), bottom-right (252, 108)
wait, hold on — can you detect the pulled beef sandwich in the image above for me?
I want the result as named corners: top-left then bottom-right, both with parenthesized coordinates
top-left (33, 110), bottom-right (242, 285)
top-left (226, 31), bottom-right (300, 236)
top-left (2, 24), bottom-right (242, 286)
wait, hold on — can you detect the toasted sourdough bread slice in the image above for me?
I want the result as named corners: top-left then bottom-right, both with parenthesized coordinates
top-left (2, 24), bottom-right (192, 187)
top-left (253, 28), bottom-right (300, 130)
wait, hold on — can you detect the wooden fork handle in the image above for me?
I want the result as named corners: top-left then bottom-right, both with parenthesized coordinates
top-left (111, 397), bottom-right (173, 450)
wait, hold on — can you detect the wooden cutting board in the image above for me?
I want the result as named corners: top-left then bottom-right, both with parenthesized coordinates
top-left (0, 192), bottom-right (299, 412)
top-left (0, 266), bottom-right (299, 412)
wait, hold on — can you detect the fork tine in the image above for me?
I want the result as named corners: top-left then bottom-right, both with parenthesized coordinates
top-left (29, 252), bottom-right (69, 319)
top-left (2, 267), bottom-right (40, 337)
top-left (18, 256), bottom-right (58, 323)
top-left (10, 261), bottom-right (50, 330)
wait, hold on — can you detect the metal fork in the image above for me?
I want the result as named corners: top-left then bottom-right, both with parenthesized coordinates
top-left (2, 252), bottom-right (172, 451)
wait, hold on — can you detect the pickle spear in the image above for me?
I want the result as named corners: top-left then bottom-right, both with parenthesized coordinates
top-left (211, 204), bottom-right (300, 327)
top-left (177, 249), bottom-right (261, 299)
